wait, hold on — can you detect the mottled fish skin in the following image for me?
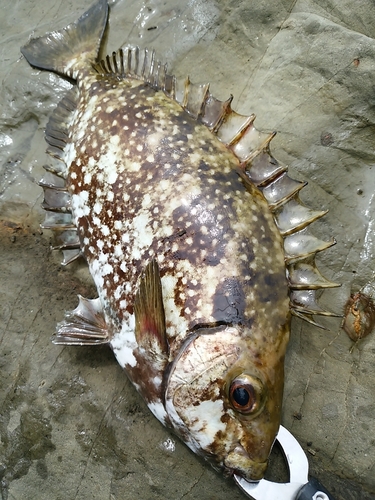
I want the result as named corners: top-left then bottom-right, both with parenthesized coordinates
top-left (21, 0), bottom-right (294, 482)
top-left (69, 78), bottom-right (291, 477)
top-left (68, 80), bottom-right (289, 352)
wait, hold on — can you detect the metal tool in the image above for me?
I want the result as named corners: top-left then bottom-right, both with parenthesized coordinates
top-left (234, 426), bottom-right (336, 500)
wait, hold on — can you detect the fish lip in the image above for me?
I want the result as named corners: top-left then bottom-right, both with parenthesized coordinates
top-left (223, 445), bottom-right (268, 482)
top-left (228, 463), bottom-right (268, 482)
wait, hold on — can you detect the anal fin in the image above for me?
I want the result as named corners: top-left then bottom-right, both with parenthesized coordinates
top-left (61, 248), bottom-right (82, 266)
top-left (39, 170), bottom-right (81, 265)
top-left (53, 295), bottom-right (109, 345)
top-left (45, 88), bottom-right (78, 163)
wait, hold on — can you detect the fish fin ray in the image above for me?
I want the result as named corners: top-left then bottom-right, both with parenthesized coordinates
top-left (21, 0), bottom-right (108, 77)
top-left (45, 88), bottom-right (78, 162)
top-left (134, 259), bottom-right (169, 357)
top-left (50, 229), bottom-right (80, 251)
top-left (39, 170), bottom-right (67, 188)
top-left (53, 295), bottom-right (109, 345)
top-left (40, 85), bottom-right (78, 259)
top-left (60, 249), bottom-right (82, 266)
top-left (39, 172), bottom-right (81, 265)
top-left (284, 230), bottom-right (336, 263)
top-left (291, 310), bottom-right (329, 330)
top-left (41, 211), bottom-right (74, 230)
top-left (290, 289), bottom-right (342, 321)
top-left (40, 185), bottom-right (71, 213)
top-left (288, 257), bottom-right (340, 290)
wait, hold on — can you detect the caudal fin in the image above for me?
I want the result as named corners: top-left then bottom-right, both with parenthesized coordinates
top-left (21, 0), bottom-right (108, 79)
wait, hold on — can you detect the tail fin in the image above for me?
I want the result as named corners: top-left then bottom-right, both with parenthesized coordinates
top-left (21, 0), bottom-right (108, 79)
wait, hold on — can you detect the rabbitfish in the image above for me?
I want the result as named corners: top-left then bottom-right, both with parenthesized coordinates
top-left (21, 0), bottom-right (338, 482)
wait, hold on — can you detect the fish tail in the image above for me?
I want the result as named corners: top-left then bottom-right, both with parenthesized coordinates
top-left (21, 0), bottom-right (108, 79)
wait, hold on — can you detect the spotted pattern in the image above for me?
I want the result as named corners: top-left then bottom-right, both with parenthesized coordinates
top-left (22, 0), bottom-right (295, 483)
top-left (68, 77), bottom-right (288, 336)
top-left (63, 68), bottom-right (290, 480)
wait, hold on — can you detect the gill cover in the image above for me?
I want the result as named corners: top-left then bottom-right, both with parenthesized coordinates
top-left (165, 326), bottom-right (284, 481)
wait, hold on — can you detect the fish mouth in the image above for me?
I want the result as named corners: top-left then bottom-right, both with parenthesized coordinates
top-left (224, 445), bottom-right (268, 482)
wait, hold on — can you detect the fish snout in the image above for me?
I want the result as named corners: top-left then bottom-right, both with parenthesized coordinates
top-left (224, 445), bottom-right (268, 481)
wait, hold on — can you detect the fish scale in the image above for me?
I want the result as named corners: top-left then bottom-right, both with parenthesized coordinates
top-left (21, 0), bottom-right (339, 484)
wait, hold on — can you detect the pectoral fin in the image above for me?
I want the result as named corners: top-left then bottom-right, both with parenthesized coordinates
top-left (134, 259), bottom-right (169, 358)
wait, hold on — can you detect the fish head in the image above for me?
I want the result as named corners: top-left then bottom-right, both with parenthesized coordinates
top-left (165, 323), bottom-right (289, 481)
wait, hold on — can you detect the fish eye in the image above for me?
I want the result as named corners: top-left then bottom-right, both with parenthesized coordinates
top-left (228, 375), bottom-right (265, 414)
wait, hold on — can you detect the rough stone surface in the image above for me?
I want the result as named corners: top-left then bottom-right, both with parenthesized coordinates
top-left (1, 0), bottom-right (375, 499)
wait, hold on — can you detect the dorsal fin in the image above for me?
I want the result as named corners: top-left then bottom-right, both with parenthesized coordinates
top-left (134, 259), bottom-right (169, 356)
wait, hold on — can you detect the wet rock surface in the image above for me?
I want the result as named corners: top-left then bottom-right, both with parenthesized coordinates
top-left (1, 0), bottom-right (375, 498)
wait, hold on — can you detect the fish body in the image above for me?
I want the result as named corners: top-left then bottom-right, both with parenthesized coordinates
top-left (21, 0), bottom-right (338, 482)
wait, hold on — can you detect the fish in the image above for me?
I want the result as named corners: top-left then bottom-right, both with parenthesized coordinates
top-left (20, 0), bottom-right (339, 483)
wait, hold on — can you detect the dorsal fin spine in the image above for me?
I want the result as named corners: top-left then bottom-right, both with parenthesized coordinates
top-left (112, 51), bottom-right (119, 73)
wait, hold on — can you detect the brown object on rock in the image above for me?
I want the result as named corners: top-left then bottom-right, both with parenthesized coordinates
top-left (342, 292), bottom-right (375, 342)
